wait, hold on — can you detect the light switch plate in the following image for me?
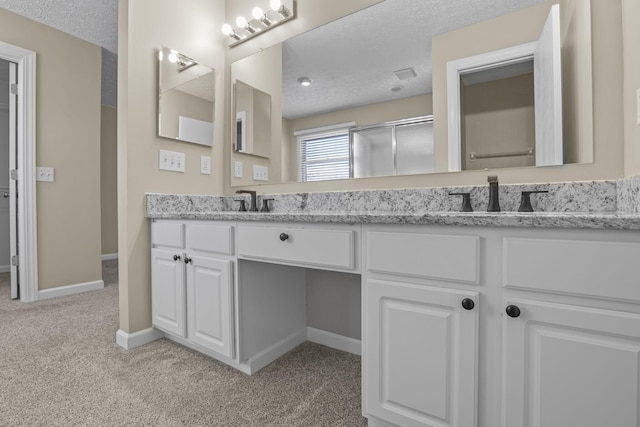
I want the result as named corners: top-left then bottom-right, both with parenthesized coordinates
top-left (253, 165), bottom-right (269, 181)
top-left (159, 149), bottom-right (185, 173)
top-left (36, 166), bottom-right (54, 182)
top-left (234, 161), bottom-right (243, 178)
top-left (200, 156), bottom-right (211, 175)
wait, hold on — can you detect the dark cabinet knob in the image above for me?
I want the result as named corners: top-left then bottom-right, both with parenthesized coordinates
top-left (279, 233), bottom-right (289, 241)
top-left (461, 298), bottom-right (475, 310)
top-left (184, 256), bottom-right (192, 264)
top-left (505, 305), bottom-right (521, 318)
top-left (173, 254), bottom-right (181, 261)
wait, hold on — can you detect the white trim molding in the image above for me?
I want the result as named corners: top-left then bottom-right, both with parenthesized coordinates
top-left (307, 327), bottom-right (362, 355)
top-left (38, 280), bottom-right (104, 301)
top-left (0, 41), bottom-right (38, 302)
top-left (116, 328), bottom-right (165, 350)
top-left (102, 253), bottom-right (119, 261)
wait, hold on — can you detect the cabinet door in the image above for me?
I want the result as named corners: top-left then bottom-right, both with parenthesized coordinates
top-left (502, 298), bottom-right (640, 427)
top-left (365, 279), bottom-right (478, 427)
top-left (151, 248), bottom-right (186, 337)
top-left (186, 255), bottom-right (234, 359)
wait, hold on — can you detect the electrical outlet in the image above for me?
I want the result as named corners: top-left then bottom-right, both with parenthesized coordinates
top-left (159, 149), bottom-right (186, 173)
top-left (36, 166), bottom-right (55, 182)
top-left (200, 156), bottom-right (211, 175)
top-left (253, 165), bottom-right (269, 181)
top-left (234, 161), bottom-right (243, 178)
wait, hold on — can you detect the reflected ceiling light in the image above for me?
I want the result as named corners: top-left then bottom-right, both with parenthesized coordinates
top-left (221, 0), bottom-right (295, 47)
top-left (298, 77), bottom-right (313, 87)
top-left (166, 50), bottom-right (197, 72)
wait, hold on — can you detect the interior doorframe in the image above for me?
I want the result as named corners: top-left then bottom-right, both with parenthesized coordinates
top-left (446, 42), bottom-right (537, 172)
top-left (0, 41), bottom-right (38, 302)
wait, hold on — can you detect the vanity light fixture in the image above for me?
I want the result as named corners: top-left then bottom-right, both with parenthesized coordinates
top-left (221, 0), bottom-right (296, 47)
top-left (236, 16), bottom-right (258, 34)
top-left (166, 49), bottom-right (197, 72)
top-left (298, 77), bottom-right (313, 87)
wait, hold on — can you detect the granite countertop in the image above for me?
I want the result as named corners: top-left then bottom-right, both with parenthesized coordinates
top-left (147, 209), bottom-right (640, 230)
top-left (145, 177), bottom-right (640, 230)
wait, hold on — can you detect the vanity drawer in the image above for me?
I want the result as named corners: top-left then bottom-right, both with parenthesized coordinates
top-left (186, 223), bottom-right (234, 256)
top-left (503, 237), bottom-right (640, 302)
top-left (366, 230), bottom-right (480, 284)
top-left (237, 224), bottom-right (356, 271)
top-left (151, 221), bottom-right (184, 248)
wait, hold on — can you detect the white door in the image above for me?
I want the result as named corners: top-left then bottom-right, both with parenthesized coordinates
top-left (365, 278), bottom-right (478, 427)
top-left (151, 248), bottom-right (186, 337)
top-left (8, 61), bottom-right (18, 299)
top-left (534, 4), bottom-right (563, 166)
top-left (186, 255), bottom-right (234, 358)
top-left (502, 298), bottom-right (640, 427)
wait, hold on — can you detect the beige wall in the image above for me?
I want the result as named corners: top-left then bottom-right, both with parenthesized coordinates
top-left (224, 0), bottom-right (626, 194)
top-left (101, 105), bottom-right (118, 256)
top-left (622, 0), bottom-right (640, 176)
top-left (118, 0), bottom-right (226, 334)
top-left (0, 8), bottom-right (103, 290)
top-left (462, 73), bottom-right (536, 170)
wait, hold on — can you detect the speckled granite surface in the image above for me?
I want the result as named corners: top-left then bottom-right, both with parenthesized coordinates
top-left (146, 178), bottom-right (640, 230)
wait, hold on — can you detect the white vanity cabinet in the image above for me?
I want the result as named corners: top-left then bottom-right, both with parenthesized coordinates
top-left (151, 220), bottom-right (235, 359)
top-left (500, 231), bottom-right (640, 427)
top-left (363, 225), bottom-right (481, 427)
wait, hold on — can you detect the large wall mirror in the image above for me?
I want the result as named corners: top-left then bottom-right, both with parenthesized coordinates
top-left (229, 0), bottom-right (594, 186)
top-left (158, 46), bottom-right (216, 146)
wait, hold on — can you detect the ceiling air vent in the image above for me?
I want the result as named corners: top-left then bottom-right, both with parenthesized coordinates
top-left (393, 67), bottom-right (417, 81)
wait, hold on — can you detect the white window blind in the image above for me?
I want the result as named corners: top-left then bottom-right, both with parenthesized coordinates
top-left (296, 123), bottom-right (354, 182)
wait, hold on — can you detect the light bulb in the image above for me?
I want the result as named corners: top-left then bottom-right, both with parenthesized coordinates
top-left (168, 52), bottom-right (179, 63)
top-left (270, 0), bottom-right (282, 12)
top-left (252, 7), bottom-right (264, 20)
top-left (221, 23), bottom-right (233, 36)
top-left (236, 16), bottom-right (248, 29)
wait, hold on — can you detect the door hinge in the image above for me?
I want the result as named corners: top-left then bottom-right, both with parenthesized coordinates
top-left (10, 169), bottom-right (18, 180)
top-left (11, 256), bottom-right (18, 267)
top-left (10, 83), bottom-right (17, 95)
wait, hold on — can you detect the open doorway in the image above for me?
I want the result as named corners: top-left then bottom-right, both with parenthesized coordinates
top-left (0, 40), bottom-right (37, 302)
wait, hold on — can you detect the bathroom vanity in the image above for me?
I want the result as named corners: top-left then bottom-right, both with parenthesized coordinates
top-left (147, 185), bottom-right (640, 427)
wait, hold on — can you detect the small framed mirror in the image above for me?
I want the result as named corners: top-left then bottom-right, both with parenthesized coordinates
top-left (233, 79), bottom-right (272, 158)
top-left (158, 46), bottom-right (215, 146)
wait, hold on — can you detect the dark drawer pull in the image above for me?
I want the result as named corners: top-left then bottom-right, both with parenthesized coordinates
top-left (279, 233), bottom-right (289, 241)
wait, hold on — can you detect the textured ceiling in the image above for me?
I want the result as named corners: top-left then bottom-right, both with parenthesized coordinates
top-left (0, 0), bottom-right (118, 52)
top-left (282, 0), bottom-right (547, 120)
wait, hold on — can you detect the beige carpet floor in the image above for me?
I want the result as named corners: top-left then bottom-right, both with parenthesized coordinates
top-left (0, 261), bottom-right (367, 426)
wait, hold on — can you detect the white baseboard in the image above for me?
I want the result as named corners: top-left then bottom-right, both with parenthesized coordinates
top-left (115, 328), bottom-right (164, 350)
top-left (38, 280), bottom-right (104, 301)
top-left (102, 253), bottom-right (118, 261)
top-left (307, 327), bottom-right (362, 355)
top-left (247, 328), bottom-right (308, 374)
top-left (0, 265), bottom-right (9, 273)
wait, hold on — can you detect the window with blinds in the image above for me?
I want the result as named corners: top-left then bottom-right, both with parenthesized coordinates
top-left (296, 125), bottom-right (352, 182)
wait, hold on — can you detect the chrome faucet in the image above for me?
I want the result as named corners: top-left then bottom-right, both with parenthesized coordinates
top-left (487, 175), bottom-right (501, 212)
top-left (236, 190), bottom-right (258, 212)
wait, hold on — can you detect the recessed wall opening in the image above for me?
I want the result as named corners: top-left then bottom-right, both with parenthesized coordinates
top-left (460, 59), bottom-right (536, 170)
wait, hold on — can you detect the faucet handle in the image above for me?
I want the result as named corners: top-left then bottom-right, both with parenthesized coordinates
top-left (260, 198), bottom-right (274, 212)
top-left (518, 190), bottom-right (549, 212)
top-left (448, 192), bottom-right (473, 212)
top-left (234, 199), bottom-right (247, 212)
